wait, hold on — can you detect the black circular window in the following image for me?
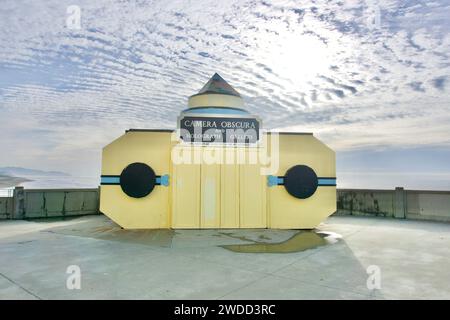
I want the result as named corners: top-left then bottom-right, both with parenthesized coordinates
top-left (284, 165), bottom-right (318, 199)
top-left (120, 163), bottom-right (155, 198)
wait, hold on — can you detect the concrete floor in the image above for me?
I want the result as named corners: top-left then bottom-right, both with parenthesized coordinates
top-left (1, 215), bottom-right (450, 300)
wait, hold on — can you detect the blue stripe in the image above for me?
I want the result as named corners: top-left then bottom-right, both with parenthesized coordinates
top-left (267, 176), bottom-right (284, 187)
top-left (160, 174), bottom-right (169, 186)
top-left (103, 174), bottom-right (333, 187)
top-left (318, 178), bottom-right (336, 186)
top-left (267, 175), bottom-right (278, 187)
top-left (101, 176), bottom-right (120, 184)
top-left (182, 107), bottom-right (249, 115)
top-left (268, 176), bottom-right (336, 187)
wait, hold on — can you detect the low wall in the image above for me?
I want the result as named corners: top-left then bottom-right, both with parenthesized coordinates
top-left (0, 197), bottom-right (14, 219)
top-left (337, 188), bottom-right (450, 223)
top-left (405, 190), bottom-right (450, 222)
top-left (0, 187), bottom-right (449, 223)
top-left (1, 187), bottom-right (100, 220)
top-left (336, 189), bottom-right (396, 217)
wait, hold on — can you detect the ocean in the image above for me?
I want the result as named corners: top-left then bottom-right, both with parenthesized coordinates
top-left (0, 176), bottom-right (99, 196)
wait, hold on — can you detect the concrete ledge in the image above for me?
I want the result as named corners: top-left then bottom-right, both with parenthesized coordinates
top-left (1, 187), bottom-right (100, 220)
top-left (337, 188), bottom-right (450, 223)
top-left (0, 197), bottom-right (13, 219)
top-left (1, 187), bottom-right (449, 223)
top-left (336, 188), bottom-right (395, 217)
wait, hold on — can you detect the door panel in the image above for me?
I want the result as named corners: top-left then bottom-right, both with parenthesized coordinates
top-left (220, 163), bottom-right (240, 228)
top-left (200, 163), bottom-right (221, 228)
top-left (239, 148), bottom-right (267, 228)
top-left (172, 161), bottom-right (201, 228)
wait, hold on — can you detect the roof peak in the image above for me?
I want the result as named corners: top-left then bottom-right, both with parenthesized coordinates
top-left (193, 73), bottom-right (241, 97)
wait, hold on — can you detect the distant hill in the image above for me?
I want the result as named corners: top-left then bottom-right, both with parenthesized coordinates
top-left (0, 175), bottom-right (33, 188)
top-left (0, 167), bottom-right (70, 177)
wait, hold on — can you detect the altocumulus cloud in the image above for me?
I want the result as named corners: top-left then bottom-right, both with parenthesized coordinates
top-left (0, 0), bottom-right (449, 187)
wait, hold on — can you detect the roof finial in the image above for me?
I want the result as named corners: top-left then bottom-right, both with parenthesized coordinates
top-left (195, 73), bottom-right (241, 97)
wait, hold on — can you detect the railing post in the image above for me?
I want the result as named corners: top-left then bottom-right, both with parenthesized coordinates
top-left (394, 187), bottom-right (406, 219)
top-left (12, 186), bottom-right (25, 219)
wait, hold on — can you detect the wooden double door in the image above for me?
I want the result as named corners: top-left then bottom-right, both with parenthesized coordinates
top-left (171, 147), bottom-right (267, 228)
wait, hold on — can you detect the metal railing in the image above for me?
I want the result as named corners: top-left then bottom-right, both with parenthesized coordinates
top-left (0, 188), bottom-right (14, 197)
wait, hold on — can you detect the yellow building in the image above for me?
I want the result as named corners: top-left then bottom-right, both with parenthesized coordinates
top-left (100, 73), bottom-right (336, 229)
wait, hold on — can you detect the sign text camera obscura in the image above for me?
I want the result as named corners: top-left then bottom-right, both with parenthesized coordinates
top-left (179, 116), bottom-right (260, 145)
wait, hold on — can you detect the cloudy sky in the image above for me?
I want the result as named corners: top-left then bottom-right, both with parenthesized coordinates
top-left (0, 0), bottom-right (449, 189)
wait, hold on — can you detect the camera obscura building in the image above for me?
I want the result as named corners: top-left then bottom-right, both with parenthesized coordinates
top-left (100, 73), bottom-right (336, 229)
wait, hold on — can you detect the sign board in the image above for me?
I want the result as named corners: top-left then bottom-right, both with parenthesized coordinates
top-left (179, 116), bottom-right (260, 145)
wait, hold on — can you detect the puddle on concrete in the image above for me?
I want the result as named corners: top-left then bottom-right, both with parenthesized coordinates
top-left (258, 234), bottom-right (272, 241)
top-left (42, 216), bottom-right (340, 252)
top-left (90, 228), bottom-right (175, 247)
top-left (45, 219), bottom-right (175, 247)
top-left (220, 231), bottom-right (341, 254)
top-left (218, 231), bottom-right (258, 243)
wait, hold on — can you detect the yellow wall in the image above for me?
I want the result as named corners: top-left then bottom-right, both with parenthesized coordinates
top-left (188, 93), bottom-right (243, 108)
top-left (100, 131), bottom-right (336, 230)
top-left (267, 133), bottom-right (336, 229)
top-left (100, 131), bottom-right (171, 229)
